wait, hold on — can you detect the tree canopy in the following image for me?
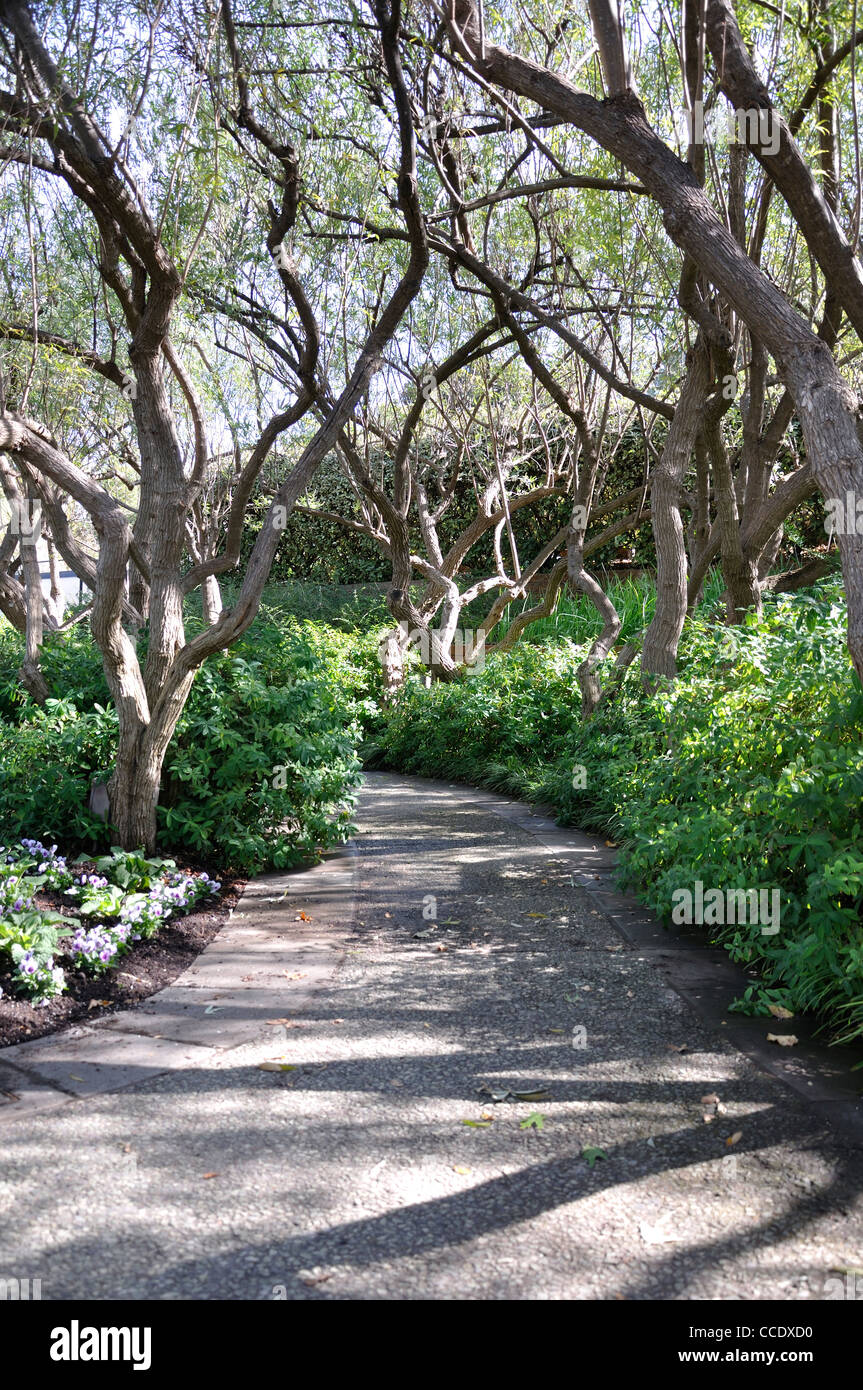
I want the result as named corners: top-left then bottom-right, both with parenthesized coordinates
top-left (0, 0), bottom-right (860, 844)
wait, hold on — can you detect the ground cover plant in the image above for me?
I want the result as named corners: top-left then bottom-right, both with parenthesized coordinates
top-left (0, 840), bottom-right (220, 1006)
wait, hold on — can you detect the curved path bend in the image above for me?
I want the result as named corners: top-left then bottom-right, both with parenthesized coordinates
top-left (1, 771), bottom-right (861, 1300)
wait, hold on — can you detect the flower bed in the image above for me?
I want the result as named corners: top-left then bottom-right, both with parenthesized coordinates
top-left (0, 840), bottom-right (221, 1006)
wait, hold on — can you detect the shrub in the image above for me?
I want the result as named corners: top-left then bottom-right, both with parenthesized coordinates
top-left (159, 619), bottom-right (364, 871)
top-left (0, 614), bottom-right (366, 873)
top-left (0, 699), bottom-right (116, 849)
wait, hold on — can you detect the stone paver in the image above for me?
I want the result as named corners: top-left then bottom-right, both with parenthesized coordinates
top-left (0, 771), bottom-right (861, 1300)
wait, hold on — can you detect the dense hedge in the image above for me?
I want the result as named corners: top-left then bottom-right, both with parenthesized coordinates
top-left (242, 446), bottom-right (641, 585)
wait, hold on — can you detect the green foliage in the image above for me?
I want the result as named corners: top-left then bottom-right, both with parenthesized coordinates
top-left (374, 580), bottom-right (863, 1045)
top-left (0, 622), bottom-right (110, 724)
top-left (89, 848), bottom-right (178, 892)
top-left (0, 698), bottom-right (116, 849)
top-left (159, 618), bottom-right (364, 871)
top-left (0, 614), bottom-right (367, 873)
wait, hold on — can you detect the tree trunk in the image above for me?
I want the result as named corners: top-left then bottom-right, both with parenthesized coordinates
top-left (706, 414), bottom-right (762, 622)
top-left (109, 750), bottom-right (162, 853)
top-left (19, 513), bottom-right (49, 704)
top-left (642, 340), bottom-right (710, 680)
top-left (108, 665), bottom-right (197, 851)
top-left (45, 536), bottom-right (65, 623)
top-left (201, 573), bottom-right (223, 625)
top-left (572, 568), bottom-right (622, 715)
top-left (379, 626), bottom-right (406, 699)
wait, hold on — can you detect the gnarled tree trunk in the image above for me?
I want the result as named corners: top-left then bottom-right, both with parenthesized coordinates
top-left (641, 339), bottom-right (710, 681)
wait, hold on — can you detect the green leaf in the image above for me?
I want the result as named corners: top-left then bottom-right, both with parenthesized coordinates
top-left (520, 1112), bottom-right (544, 1130)
top-left (582, 1146), bottom-right (607, 1168)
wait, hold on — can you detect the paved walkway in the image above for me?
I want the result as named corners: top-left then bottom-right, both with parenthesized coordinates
top-left (1, 772), bottom-right (861, 1299)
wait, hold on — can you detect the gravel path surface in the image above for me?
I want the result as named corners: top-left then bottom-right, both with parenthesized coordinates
top-left (1, 771), bottom-right (861, 1300)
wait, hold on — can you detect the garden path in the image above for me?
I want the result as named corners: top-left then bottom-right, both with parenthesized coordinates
top-left (1, 771), bottom-right (861, 1299)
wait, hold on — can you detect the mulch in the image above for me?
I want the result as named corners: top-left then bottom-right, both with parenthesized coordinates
top-left (0, 873), bottom-right (245, 1050)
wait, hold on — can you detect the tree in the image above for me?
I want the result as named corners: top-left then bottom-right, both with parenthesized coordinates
top-left (434, 0), bottom-right (863, 682)
top-left (0, 0), bottom-right (428, 848)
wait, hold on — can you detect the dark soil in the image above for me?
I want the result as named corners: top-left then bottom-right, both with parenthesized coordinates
top-left (0, 875), bottom-right (244, 1049)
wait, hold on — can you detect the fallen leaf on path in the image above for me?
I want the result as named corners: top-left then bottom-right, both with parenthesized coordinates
top-left (298, 1269), bottom-right (331, 1287)
top-left (202, 1172), bottom-right (219, 1180)
top-left (283, 971), bottom-right (307, 980)
top-left (667, 1044), bottom-right (688, 1053)
top-left (582, 1146), bottom-right (607, 1169)
top-left (767, 1033), bottom-right (799, 1047)
top-left (520, 1112), bottom-right (544, 1131)
top-left (69, 1075), bottom-right (84, 1082)
top-left (726, 1131), bottom-right (743, 1147)
top-left (527, 913), bottom-right (548, 919)
top-left (295, 912), bottom-right (312, 921)
top-left (548, 1027), bottom-right (566, 1034)
top-left (257, 1062), bottom-right (297, 1072)
top-left (87, 999), bottom-right (111, 1009)
top-left (462, 1119), bottom-right (492, 1128)
top-left (413, 927), bottom-right (435, 938)
top-left (768, 1004), bottom-right (795, 1019)
top-left (453, 1165), bottom-right (471, 1175)
top-left (265, 1018), bottom-right (298, 1026)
